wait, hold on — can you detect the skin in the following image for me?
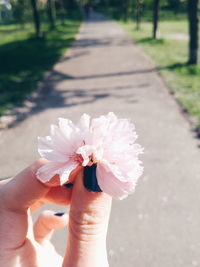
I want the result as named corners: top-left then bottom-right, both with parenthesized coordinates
top-left (0, 159), bottom-right (112, 267)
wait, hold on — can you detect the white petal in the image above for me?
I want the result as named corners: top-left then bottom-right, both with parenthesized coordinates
top-left (38, 136), bottom-right (69, 162)
top-left (59, 162), bottom-right (78, 185)
top-left (36, 161), bottom-right (78, 184)
top-left (36, 161), bottom-right (66, 183)
top-left (38, 136), bottom-right (52, 152)
top-left (58, 118), bottom-right (76, 140)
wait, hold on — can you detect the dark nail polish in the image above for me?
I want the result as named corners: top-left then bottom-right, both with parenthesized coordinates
top-left (63, 182), bottom-right (74, 188)
top-left (83, 164), bottom-right (102, 192)
top-left (54, 212), bottom-right (65, 216)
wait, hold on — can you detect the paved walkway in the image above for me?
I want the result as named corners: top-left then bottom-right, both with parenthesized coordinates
top-left (1, 13), bottom-right (200, 267)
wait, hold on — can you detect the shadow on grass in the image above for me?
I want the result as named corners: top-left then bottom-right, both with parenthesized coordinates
top-left (159, 62), bottom-right (200, 75)
top-left (136, 37), bottom-right (165, 45)
top-left (0, 23), bottom-right (80, 116)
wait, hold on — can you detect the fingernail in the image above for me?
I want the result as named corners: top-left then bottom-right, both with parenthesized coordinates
top-left (54, 212), bottom-right (65, 216)
top-left (83, 164), bottom-right (102, 192)
top-left (63, 182), bottom-right (74, 188)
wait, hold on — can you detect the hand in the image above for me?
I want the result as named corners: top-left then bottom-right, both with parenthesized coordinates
top-left (0, 159), bottom-right (112, 267)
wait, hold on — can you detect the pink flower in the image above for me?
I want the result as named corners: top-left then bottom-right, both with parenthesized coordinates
top-left (37, 112), bottom-right (143, 199)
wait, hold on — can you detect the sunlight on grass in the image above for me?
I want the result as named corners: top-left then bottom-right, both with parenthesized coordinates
top-left (121, 19), bottom-right (200, 129)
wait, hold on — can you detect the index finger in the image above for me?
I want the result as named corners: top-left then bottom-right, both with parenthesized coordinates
top-left (0, 159), bottom-right (50, 211)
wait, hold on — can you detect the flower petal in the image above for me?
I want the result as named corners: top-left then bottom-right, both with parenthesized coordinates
top-left (77, 113), bottom-right (90, 131)
top-left (36, 161), bottom-right (78, 184)
top-left (96, 163), bottom-right (136, 200)
top-left (59, 161), bottom-right (79, 185)
top-left (38, 136), bottom-right (69, 162)
top-left (101, 158), bottom-right (143, 183)
top-left (58, 118), bottom-right (77, 140)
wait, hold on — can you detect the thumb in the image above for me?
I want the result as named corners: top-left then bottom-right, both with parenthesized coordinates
top-left (63, 168), bottom-right (112, 267)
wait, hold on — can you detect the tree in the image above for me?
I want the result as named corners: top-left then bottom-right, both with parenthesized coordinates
top-left (135, 0), bottom-right (143, 30)
top-left (119, 0), bottom-right (130, 22)
top-left (188, 0), bottom-right (199, 65)
top-left (152, 0), bottom-right (160, 39)
top-left (30, 0), bottom-right (41, 37)
top-left (168, 0), bottom-right (180, 14)
top-left (47, 0), bottom-right (56, 28)
top-left (105, 0), bottom-right (109, 15)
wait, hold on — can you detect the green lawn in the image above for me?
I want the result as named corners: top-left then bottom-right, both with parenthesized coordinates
top-left (120, 17), bottom-right (200, 130)
top-left (0, 15), bottom-right (81, 117)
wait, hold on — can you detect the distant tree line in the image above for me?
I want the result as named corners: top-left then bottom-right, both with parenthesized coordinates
top-left (96, 0), bottom-right (199, 65)
top-left (7, 0), bottom-right (77, 37)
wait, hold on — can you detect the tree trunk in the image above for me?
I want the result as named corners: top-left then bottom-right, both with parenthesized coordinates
top-left (123, 0), bottom-right (129, 22)
top-left (30, 0), bottom-right (41, 38)
top-left (152, 0), bottom-right (160, 39)
top-left (188, 0), bottom-right (199, 65)
top-left (63, 0), bottom-right (75, 18)
top-left (136, 0), bottom-right (142, 30)
top-left (47, 0), bottom-right (56, 29)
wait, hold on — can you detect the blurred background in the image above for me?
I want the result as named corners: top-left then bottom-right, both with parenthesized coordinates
top-left (0, 0), bottom-right (199, 127)
top-left (1, 1), bottom-right (200, 267)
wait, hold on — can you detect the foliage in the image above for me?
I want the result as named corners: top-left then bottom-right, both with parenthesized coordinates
top-left (96, 0), bottom-right (187, 22)
top-left (10, 0), bottom-right (31, 24)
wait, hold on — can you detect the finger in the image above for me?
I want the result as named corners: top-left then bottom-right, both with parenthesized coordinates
top-left (34, 210), bottom-right (68, 244)
top-left (0, 177), bottom-right (13, 188)
top-left (0, 159), bottom-right (50, 211)
top-left (30, 186), bottom-right (73, 213)
top-left (0, 159), bottom-right (73, 211)
top-left (0, 174), bottom-right (72, 213)
top-left (30, 165), bottom-right (81, 213)
top-left (63, 168), bottom-right (112, 267)
top-left (29, 166), bottom-right (81, 213)
top-left (0, 159), bottom-right (71, 250)
top-left (44, 186), bottom-right (72, 205)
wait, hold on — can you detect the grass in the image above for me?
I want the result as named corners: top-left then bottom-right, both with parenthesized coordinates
top-left (112, 12), bottom-right (200, 130)
top-left (0, 13), bottom-right (81, 117)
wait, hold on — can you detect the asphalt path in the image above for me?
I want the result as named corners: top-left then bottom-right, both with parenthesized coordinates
top-left (1, 12), bottom-right (200, 267)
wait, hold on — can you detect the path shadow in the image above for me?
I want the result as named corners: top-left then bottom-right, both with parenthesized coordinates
top-left (45, 68), bottom-right (157, 82)
top-left (82, 10), bottom-right (109, 23)
top-left (58, 51), bottom-right (90, 63)
top-left (74, 36), bottom-right (133, 48)
top-left (6, 68), bottom-right (150, 129)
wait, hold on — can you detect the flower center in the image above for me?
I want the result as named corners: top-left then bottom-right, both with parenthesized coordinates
top-left (73, 154), bottom-right (83, 164)
top-left (71, 153), bottom-right (100, 167)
